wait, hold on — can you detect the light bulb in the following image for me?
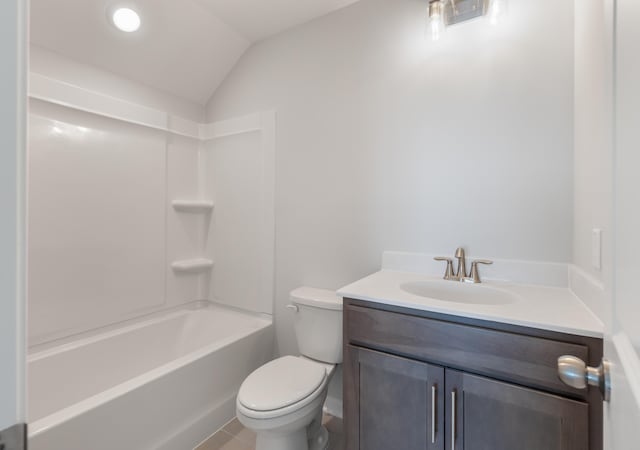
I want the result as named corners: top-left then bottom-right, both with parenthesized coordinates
top-left (428, 1), bottom-right (446, 42)
top-left (112, 7), bottom-right (141, 33)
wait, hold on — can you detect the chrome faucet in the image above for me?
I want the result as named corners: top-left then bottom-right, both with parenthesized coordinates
top-left (434, 248), bottom-right (493, 283)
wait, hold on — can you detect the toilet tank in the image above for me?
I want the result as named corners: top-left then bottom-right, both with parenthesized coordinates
top-left (290, 287), bottom-right (343, 364)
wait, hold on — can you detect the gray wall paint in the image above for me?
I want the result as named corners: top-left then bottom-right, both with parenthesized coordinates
top-left (207, 0), bottom-right (575, 358)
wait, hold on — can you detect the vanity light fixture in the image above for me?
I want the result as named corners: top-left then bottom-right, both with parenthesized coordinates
top-left (428, 0), bottom-right (505, 41)
top-left (428, 0), bottom-right (446, 41)
top-left (488, 0), bottom-right (507, 25)
top-left (111, 7), bottom-right (141, 33)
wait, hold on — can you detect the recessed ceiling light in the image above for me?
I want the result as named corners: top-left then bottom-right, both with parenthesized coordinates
top-left (112, 7), bottom-right (141, 33)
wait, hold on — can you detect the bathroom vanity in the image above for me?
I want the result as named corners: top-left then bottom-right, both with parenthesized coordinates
top-left (339, 270), bottom-right (604, 450)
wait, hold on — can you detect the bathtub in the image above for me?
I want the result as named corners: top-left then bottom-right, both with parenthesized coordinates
top-left (28, 303), bottom-right (274, 450)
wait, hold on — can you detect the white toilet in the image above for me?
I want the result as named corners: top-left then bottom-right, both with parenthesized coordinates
top-left (236, 287), bottom-right (343, 450)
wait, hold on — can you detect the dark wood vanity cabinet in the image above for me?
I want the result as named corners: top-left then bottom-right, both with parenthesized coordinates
top-left (343, 298), bottom-right (603, 450)
top-left (446, 369), bottom-right (588, 450)
top-left (349, 345), bottom-right (445, 450)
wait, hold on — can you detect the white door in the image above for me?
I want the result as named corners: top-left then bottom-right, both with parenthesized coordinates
top-left (0, 0), bottom-right (27, 448)
top-left (607, 0), bottom-right (640, 448)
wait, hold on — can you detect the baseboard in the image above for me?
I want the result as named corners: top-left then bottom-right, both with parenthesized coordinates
top-left (323, 397), bottom-right (343, 420)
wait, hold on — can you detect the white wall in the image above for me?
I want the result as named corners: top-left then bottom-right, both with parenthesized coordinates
top-left (28, 100), bottom-right (166, 344)
top-left (207, 0), bottom-right (576, 357)
top-left (26, 75), bottom-right (277, 346)
top-left (572, 0), bottom-right (613, 323)
top-left (27, 86), bottom-right (206, 346)
top-left (205, 128), bottom-right (275, 315)
top-left (30, 46), bottom-right (205, 122)
top-left (27, 37), bottom-right (213, 347)
top-left (0, 0), bottom-right (26, 430)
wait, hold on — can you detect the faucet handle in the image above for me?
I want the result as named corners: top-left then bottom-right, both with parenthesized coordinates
top-left (469, 259), bottom-right (493, 283)
top-left (472, 259), bottom-right (494, 265)
top-left (434, 257), bottom-right (455, 280)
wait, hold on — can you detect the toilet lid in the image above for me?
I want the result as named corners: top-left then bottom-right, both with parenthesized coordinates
top-left (238, 356), bottom-right (326, 412)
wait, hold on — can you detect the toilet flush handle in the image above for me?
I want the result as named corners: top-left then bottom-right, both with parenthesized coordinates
top-left (286, 304), bottom-right (299, 312)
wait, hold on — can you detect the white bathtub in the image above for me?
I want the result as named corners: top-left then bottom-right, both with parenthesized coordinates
top-left (28, 303), bottom-right (274, 450)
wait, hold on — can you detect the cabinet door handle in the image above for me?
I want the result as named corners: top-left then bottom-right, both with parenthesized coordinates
top-left (451, 390), bottom-right (456, 450)
top-left (431, 385), bottom-right (437, 444)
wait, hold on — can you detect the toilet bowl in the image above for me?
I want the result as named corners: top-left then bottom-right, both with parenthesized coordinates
top-left (236, 287), bottom-right (343, 450)
top-left (237, 356), bottom-right (336, 450)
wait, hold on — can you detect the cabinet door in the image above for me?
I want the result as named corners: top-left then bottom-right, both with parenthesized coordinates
top-left (345, 345), bottom-right (445, 450)
top-left (445, 369), bottom-right (589, 450)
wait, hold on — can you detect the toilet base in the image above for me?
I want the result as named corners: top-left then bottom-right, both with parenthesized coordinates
top-left (255, 428), bottom-right (308, 450)
top-left (307, 409), bottom-right (329, 450)
top-left (254, 425), bottom-right (328, 450)
top-left (309, 426), bottom-right (329, 450)
top-left (250, 408), bottom-right (329, 450)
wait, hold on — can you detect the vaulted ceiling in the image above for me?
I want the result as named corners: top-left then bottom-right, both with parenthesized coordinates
top-left (30, 0), bottom-right (361, 105)
top-left (194, 0), bottom-right (361, 41)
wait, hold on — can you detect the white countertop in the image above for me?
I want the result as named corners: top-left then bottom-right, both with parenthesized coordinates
top-left (337, 270), bottom-right (604, 338)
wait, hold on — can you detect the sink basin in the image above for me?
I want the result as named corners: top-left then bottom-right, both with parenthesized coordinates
top-left (400, 280), bottom-right (518, 305)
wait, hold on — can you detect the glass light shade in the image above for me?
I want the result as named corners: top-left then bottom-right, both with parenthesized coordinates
top-left (488, 0), bottom-right (507, 25)
top-left (428, 1), bottom-right (446, 41)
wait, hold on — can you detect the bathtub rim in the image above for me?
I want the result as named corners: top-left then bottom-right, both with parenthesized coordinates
top-left (28, 302), bottom-right (273, 438)
top-left (29, 300), bottom-right (269, 356)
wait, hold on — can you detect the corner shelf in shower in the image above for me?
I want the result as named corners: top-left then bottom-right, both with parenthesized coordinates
top-left (171, 258), bottom-right (214, 273)
top-left (172, 200), bottom-right (215, 213)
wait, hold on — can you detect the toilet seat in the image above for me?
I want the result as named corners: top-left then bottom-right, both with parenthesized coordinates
top-left (237, 356), bottom-right (329, 420)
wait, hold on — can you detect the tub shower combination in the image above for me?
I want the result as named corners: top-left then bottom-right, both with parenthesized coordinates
top-left (26, 75), bottom-right (277, 449)
top-left (28, 304), bottom-right (273, 450)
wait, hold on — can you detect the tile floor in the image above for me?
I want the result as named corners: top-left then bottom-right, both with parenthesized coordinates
top-left (195, 414), bottom-right (344, 450)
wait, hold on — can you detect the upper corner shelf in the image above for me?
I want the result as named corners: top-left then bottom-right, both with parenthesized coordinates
top-left (172, 200), bottom-right (214, 213)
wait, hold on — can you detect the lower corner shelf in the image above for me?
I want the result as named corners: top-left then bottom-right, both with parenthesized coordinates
top-left (171, 258), bottom-right (214, 273)
top-left (172, 200), bottom-right (215, 213)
